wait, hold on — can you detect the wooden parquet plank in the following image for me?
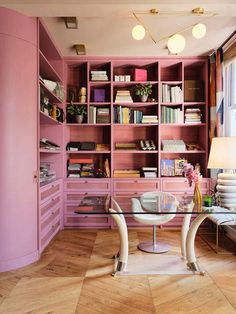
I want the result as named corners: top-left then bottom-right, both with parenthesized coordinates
top-left (0, 277), bottom-right (83, 314)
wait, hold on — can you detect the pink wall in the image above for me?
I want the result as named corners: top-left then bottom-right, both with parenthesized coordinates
top-left (0, 7), bottom-right (38, 271)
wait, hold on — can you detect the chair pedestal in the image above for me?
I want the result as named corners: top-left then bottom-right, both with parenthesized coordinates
top-left (138, 242), bottom-right (170, 254)
top-left (138, 225), bottom-right (170, 254)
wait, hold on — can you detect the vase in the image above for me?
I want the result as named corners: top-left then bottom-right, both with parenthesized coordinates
top-left (140, 95), bottom-right (148, 102)
top-left (194, 182), bottom-right (202, 212)
top-left (75, 115), bottom-right (83, 123)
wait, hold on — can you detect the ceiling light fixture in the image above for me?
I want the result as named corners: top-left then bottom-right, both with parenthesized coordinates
top-left (65, 17), bottom-right (78, 29)
top-left (192, 23), bottom-right (207, 39)
top-left (131, 7), bottom-right (216, 54)
top-left (132, 24), bottom-right (146, 40)
top-left (74, 44), bottom-right (86, 55)
top-left (167, 34), bottom-right (186, 54)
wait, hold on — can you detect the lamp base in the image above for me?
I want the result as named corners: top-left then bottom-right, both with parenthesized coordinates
top-left (217, 173), bottom-right (236, 209)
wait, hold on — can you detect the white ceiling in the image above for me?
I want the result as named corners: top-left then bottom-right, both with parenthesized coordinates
top-left (1, 0), bottom-right (236, 57)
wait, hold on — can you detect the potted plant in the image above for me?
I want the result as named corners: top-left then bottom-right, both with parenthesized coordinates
top-left (133, 83), bottom-right (152, 102)
top-left (67, 102), bottom-right (86, 123)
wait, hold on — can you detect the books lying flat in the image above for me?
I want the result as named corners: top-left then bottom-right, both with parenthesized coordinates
top-left (69, 158), bottom-right (93, 164)
top-left (115, 143), bottom-right (137, 150)
top-left (162, 140), bottom-right (186, 151)
top-left (113, 169), bottom-right (140, 178)
top-left (96, 143), bottom-right (110, 151)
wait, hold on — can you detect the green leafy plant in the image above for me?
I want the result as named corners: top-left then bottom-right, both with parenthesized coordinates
top-left (133, 83), bottom-right (152, 96)
top-left (67, 102), bottom-right (86, 116)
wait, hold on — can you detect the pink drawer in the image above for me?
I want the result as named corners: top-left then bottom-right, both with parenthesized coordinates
top-left (40, 180), bottom-right (62, 203)
top-left (64, 179), bottom-right (110, 191)
top-left (40, 195), bottom-right (61, 219)
top-left (40, 216), bottom-right (60, 252)
top-left (64, 214), bottom-right (110, 228)
top-left (40, 206), bottom-right (60, 233)
top-left (64, 203), bottom-right (81, 214)
top-left (162, 178), bottom-right (209, 192)
top-left (112, 192), bottom-right (143, 212)
top-left (113, 179), bottom-right (160, 191)
top-left (64, 191), bottom-right (108, 202)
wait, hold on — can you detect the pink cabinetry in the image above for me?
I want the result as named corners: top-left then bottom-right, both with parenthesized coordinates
top-left (39, 180), bottom-right (62, 253)
top-left (0, 8), bottom-right (38, 271)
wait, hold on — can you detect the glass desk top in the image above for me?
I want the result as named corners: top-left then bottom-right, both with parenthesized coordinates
top-left (74, 194), bottom-right (236, 216)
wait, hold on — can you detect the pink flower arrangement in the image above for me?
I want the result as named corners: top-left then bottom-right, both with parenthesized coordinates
top-left (183, 163), bottom-right (202, 187)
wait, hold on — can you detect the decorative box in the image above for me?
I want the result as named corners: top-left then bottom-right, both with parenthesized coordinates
top-left (94, 89), bottom-right (105, 102)
top-left (133, 68), bottom-right (147, 81)
top-left (184, 80), bottom-right (204, 102)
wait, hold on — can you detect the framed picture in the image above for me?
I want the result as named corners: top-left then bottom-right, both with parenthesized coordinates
top-left (174, 159), bottom-right (187, 176)
top-left (161, 159), bottom-right (175, 177)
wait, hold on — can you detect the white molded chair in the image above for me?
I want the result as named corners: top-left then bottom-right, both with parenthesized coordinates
top-left (131, 191), bottom-right (179, 253)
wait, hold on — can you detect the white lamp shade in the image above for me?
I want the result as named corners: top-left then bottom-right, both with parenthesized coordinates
top-left (132, 25), bottom-right (145, 40)
top-left (192, 23), bottom-right (206, 39)
top-left (207, 137), bottom-right (236, 169)
top-left (167, 34), bottom-right (186, 54)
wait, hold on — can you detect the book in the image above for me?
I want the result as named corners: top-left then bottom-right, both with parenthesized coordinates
top-left (174, 159), bottom-right (187, 176)
top-left (161, 159), bottom-right (175, 176)
top-left (69, 158), bottom-right (93, 164)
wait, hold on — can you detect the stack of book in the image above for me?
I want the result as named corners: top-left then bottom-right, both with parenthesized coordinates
top-left (161, 106), bottom-right (183, 124)
top-left (162, 140), bottom-right (186, 151)
top-left (142, 115), bottom-right (158, 123)
top-left (115, 90), bottom-right (133, 103)
top-left (141, 167), bottom-right (157, 178)
top-left (40, 138), bottom-right (60, 150)
top-left (96, 143), bottom-right (110, 151)
top-left (185, 108), bottom-right (201, 124)
top-left (162, 84), bottom-right (183, 103)
top-left (115, 143), bottom-right (137, 150)
top-left (113, 169), bottom-right (140, 178)
top-left (67, 158), bottom-right (94, 178)
top-left (67, 161), bottom-right (81, 178)
top-left (97, 107), bottom-right (110, 123)
top-left (40, 163), bottom-right (56, 183)
top-left (91, 70), bottom-right (108, 81)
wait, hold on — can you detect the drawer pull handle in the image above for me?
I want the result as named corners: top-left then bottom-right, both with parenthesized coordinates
top-left (51, 212), bottom-right (55, 215)
top-left (85, 192), bottom-right (88, 195)
top-left (51, 198), bottom-right (55, 202)
top-left (85, 181), bottom-right (88, 184)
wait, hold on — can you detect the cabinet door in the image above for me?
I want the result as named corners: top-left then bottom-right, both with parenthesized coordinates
top-left (0, 8), bottom-right (38, 271)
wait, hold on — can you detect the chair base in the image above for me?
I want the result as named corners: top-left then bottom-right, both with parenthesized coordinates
top-left (138, 242), bottom-right (170, 254)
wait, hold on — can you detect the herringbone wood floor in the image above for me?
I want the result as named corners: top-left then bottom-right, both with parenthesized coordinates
top-left (0, 229), bottom-right (236, 314)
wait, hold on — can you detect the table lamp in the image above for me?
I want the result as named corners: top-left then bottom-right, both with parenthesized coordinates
top-left (207, 137), bottom-right (236, 209)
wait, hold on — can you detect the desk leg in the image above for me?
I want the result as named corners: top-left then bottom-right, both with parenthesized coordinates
top-left (181, 202), bottom-right (194, 259)
top-left (186, 213), bottom-right (208, 275)
top-left (109, 210), bottom-right (128, 276)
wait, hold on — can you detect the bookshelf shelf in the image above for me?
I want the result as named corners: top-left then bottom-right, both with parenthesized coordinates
top-left (40, 149), bottom-right (62, 154)
top-left (114, 150), bottom-right (158, 154)
top-left (66, 150), bottom-right (111, 154)
top-left (39, 51), bottom-right (62, 82)
top-left (40, 111), bottom-right (62, 125)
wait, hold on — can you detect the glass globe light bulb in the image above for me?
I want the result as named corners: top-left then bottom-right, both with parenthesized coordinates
top-left (192, 23), bottom-right (206, 39)
top-left (132, 24), bottom-right (146, 40)
top-left (167, 34), bottom-right (186, 54)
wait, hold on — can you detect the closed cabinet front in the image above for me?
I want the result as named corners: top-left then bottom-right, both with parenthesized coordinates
top-left (0, 7), bottom-right (38, 272)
